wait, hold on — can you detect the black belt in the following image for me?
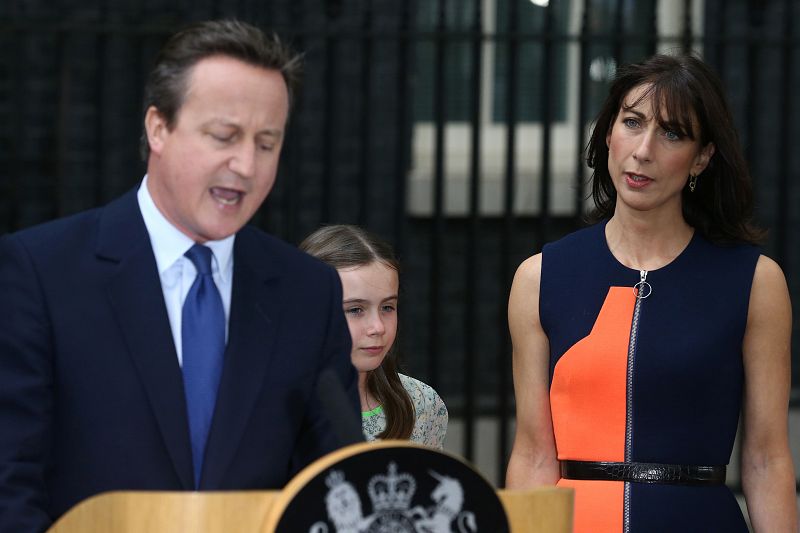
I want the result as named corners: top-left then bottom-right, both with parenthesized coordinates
top-left (560, 460), bottom-right (726, 486)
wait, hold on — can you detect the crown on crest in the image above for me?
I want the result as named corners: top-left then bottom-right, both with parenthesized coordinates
top-left (367, 462), bottom-right (416, 512)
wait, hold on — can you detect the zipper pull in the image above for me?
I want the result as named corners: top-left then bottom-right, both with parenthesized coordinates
top-left (634, 269), bottom-right (652, 299)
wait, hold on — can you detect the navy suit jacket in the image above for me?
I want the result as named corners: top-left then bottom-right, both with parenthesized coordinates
top-left (0, 189), bottom-right (360, 532)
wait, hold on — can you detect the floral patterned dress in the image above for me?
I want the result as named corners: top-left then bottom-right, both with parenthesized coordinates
top-left (361, 374), bottom-right (448, 449)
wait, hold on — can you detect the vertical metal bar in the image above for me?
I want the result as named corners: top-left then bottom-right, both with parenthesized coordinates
top-left (713, 0), bottom-right (727, 79)
top-left (94, 2), bottom-right (108, 206)
top-left (735, 0), bottom-right (763, 494)
top-left (612, 0), bottom-right (624, 63)
top-left (646, 0), bottom-right (657, 56)
top-left (498, 0), bottom-right (521, 480)
top-left (391, 2), bottom-right (412, 430)
top-left (502, 0), bottom-right (520, 274)
top-left (54, 28), bottom-right (68, 219)
top-left (357, 0), bottom-right (374, 227)
top-left (682, 0), bottom-right (694, 53)
top-left (428, 0), bottom-right (447, 391)
top-left (6, 22), bottom-right (21, 232)
top-left (537, 1), bottom-right (553, 245)
top-left (321, 10), bottom-right (338, 223)
top-left (464, 0), bottom-right (483, 465)
top-left (264, 0), bottom-right (275, 25)
top-left (775, 0), bottom-right (792, 271)
top-left (281, 0), bottom-right (306, 242)
top-left (393, 0), bottom-right (412, 256)
top-left (573, 0), bottom-right (590, 225)
top-left (743, 3), bottom-right (759, 167)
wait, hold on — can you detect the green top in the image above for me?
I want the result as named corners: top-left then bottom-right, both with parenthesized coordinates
top-left (361, 405), bottom-right (383, 418)
top-left (360, 373), bottom-right (448, 450)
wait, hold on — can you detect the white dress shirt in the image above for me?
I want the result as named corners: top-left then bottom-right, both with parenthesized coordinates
top-left (137, 175), bottom-right (234, 365)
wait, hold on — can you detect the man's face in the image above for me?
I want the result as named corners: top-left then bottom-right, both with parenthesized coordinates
top-left (144, 55), bottom-right (289, 242)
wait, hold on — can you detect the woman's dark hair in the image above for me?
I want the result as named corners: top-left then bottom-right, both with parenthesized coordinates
top-left (586, 53), bottom-right (764, 244)
top-left (299, 225), bottom-right (415, 440)
top-left (140, 19), bottom-right (303, 160)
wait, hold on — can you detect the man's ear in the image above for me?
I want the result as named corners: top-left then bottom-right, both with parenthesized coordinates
top-left (144, 106), bottom-right (168, 156)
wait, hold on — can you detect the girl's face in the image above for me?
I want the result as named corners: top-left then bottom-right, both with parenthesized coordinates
top-left (337, 261), bottom-right (399, 374)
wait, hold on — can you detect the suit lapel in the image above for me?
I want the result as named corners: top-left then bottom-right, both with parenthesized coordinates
top-left (98, 190), bottom-right (194, 490)
top-left (201, 229), bottom-right (280, 488)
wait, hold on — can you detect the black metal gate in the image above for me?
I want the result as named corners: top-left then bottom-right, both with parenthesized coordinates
top-left (1, 0), bottom-right (798, 493)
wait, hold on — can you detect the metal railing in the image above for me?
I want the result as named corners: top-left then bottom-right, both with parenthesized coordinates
top-left (1, 0), bottom-right (798, 490)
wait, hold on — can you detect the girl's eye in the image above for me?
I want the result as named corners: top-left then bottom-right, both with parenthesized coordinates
top-left (381, 305), bottom-right (396, 313)
top-left (345, 307), bottom-right (364, 316)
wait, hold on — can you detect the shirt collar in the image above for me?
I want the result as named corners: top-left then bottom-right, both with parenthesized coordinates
top-left (137, 175), bottom-right (235, 282)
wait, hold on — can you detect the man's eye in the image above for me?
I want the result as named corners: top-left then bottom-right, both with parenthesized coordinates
top-left (210, 133), bottom-right (234, 143)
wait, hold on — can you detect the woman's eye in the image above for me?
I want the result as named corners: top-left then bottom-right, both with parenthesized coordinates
top-left (663, 130), bottom-right (681, 141)
top-left (623, 118), bottom-right (639, 128)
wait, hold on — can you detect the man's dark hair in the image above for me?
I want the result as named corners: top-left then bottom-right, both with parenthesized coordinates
top-left (140, 19), bottom-right (303, 160)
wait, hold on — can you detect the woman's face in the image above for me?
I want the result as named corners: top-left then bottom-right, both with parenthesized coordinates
top-left (337, 261), bottom-right (399, 374)
top-left (606, 83), bottom-right (714, 216)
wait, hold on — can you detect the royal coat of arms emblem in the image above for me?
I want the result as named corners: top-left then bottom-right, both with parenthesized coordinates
top-left (309, 462), bottom-right (477, 533)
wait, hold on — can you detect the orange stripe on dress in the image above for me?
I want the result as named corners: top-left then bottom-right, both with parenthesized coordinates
top-left (557, 478), bottom-right (624, 532)
top-left (551, 287), bottom-right (635, 533)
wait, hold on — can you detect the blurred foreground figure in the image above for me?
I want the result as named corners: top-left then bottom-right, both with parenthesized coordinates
top-left (0, 19), bottom-right (359, 533)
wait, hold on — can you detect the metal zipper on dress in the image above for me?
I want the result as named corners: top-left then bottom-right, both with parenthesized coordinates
top-left (623, 270), bottom-right (649, 533)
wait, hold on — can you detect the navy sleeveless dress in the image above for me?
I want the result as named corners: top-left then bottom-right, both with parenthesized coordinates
top-left (539, 220), bottom-right (758, 532)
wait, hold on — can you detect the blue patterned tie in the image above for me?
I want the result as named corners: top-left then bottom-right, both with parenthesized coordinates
top-left (182, 244), bottom-right (225, 488)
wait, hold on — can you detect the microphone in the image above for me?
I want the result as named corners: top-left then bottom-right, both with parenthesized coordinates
top-left (316, 367), bottom-right (364, 447)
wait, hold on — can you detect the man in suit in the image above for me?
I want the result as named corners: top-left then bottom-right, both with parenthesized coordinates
top-left (0, 20), bottom-right (360, 532)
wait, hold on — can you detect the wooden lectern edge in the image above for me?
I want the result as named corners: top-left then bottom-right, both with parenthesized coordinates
top-left (48, 489), bottom-right (280, 533)
top-left (497, 486), bottom-right (575, 533)
top-left (48, 442), bottom-right (574, 533)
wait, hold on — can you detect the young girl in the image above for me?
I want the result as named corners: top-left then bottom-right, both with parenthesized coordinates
top-left (300, 224), bottom-right (448, 449)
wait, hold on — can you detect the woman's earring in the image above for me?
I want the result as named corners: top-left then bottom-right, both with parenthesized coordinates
top-left (689, 174), bottom-right (698, 193)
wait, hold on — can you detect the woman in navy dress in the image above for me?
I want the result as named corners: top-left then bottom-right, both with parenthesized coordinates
top-left (505, 54), bottom-right (796, 532)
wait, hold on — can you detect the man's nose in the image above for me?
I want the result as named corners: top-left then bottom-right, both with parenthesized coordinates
top-left (228, 141), bottom-right (256, 178)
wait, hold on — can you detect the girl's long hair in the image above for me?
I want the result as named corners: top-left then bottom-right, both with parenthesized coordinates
top-left (299, 224), bottom-right (415, 439)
